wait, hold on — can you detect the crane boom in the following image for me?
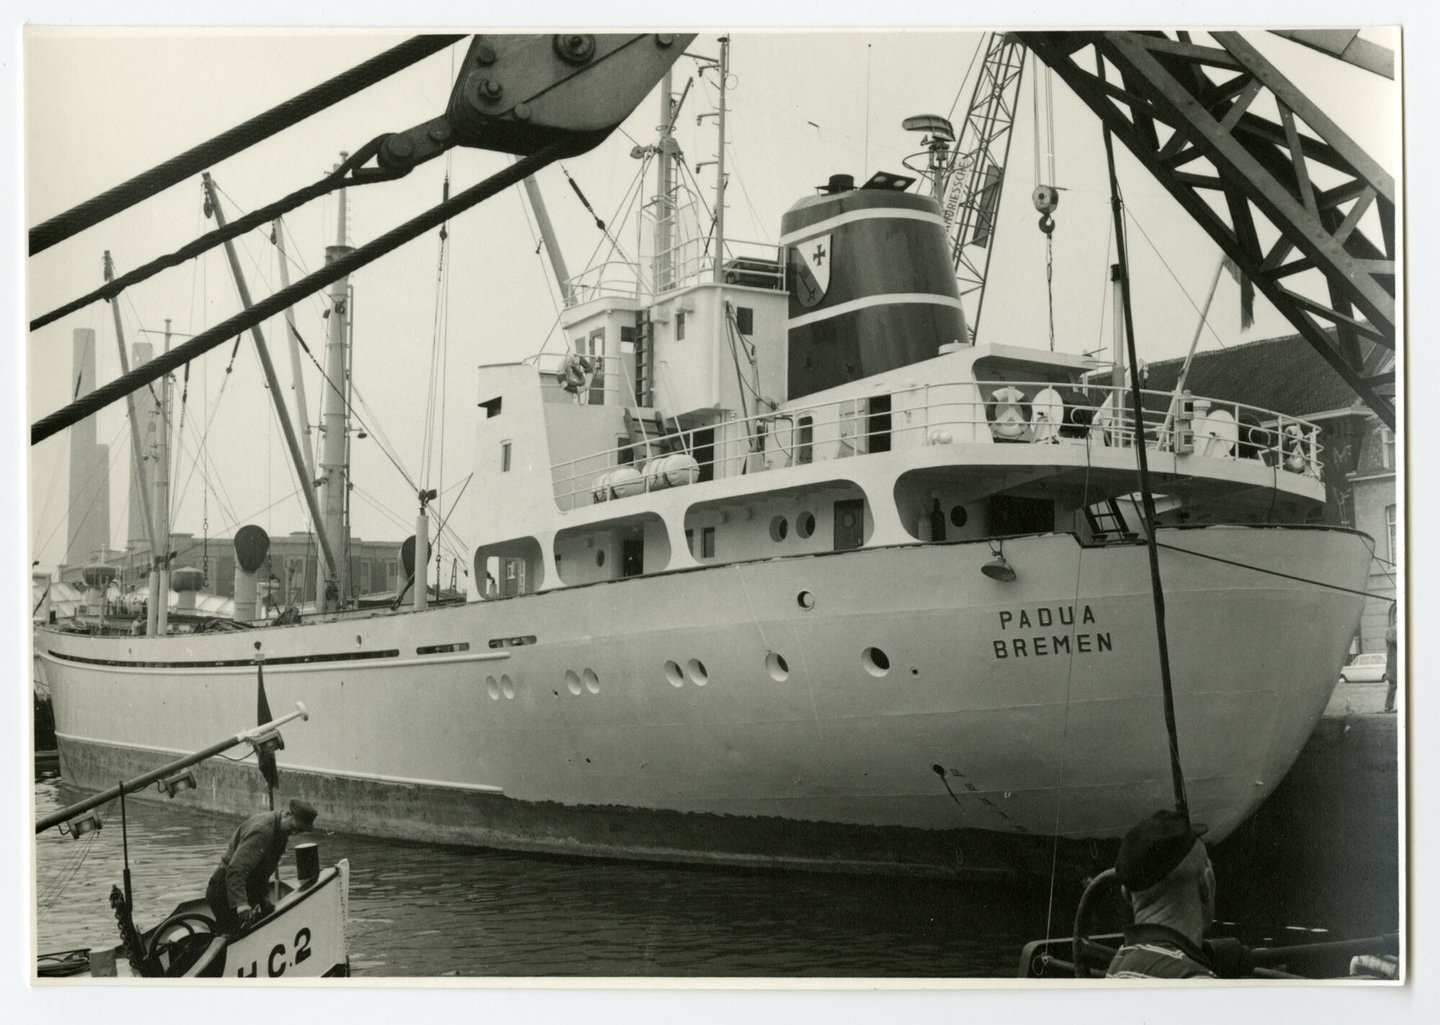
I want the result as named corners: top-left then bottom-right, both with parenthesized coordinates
top-left (945, 35), bottom-right (1027, 341)
top-left (1020, 30), bottom-right (1396, 429)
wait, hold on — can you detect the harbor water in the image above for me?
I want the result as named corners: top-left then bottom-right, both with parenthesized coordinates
top-left (33, 693), bottom-right (1400, 979)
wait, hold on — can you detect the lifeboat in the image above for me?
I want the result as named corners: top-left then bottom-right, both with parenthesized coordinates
top-left (643, 452), bottom-right (700, 490)
top-left (591, 465), bottom-right (645, 502)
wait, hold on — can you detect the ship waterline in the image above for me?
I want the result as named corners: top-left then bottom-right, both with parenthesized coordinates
top-left (39, 525), bottom-right (1370, 878)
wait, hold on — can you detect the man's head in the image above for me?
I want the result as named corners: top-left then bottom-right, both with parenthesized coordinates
top-left (280, 798), bottom-right (318, 835)
top-left (1115, 809), bottom-right (1215, 933)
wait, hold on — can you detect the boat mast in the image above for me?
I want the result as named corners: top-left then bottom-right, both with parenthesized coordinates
top-left (320, 156), bottom-right (356, 610)
top-left (711, 36), bottom-right (729, 284)
top-left (100, 253), bottom-right (160, 613)
top-left (201, 173), bottom-right (341, 606)
top-left (271, 219), bottom-right (318, 488)
top-left (154, 320), bottom-right (173, 635)
top-left (655, 70), bottom-right (676, 293)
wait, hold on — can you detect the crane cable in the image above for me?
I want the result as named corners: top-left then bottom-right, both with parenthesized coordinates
top-left (1031, 53), bottom-right (1060, 350)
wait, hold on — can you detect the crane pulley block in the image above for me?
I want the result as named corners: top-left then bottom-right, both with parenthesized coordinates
top-left (446, 34), bottom-right (695, 158)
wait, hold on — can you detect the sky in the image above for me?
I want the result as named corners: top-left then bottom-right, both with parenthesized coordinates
top-left (4, 4), bottom-right (1435, 1025)
top-left (19, 27), bottom-right (1402, 579)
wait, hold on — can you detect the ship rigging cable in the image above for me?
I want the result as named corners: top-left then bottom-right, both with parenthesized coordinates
top-left (28, 34), bottom-right (463, 256)
top-left (35, 138), bottom-right (579, 446)
top-left (33, 137), bottom-right (409, 333)
top-left (1100, 55), bottom-right (1190, 822)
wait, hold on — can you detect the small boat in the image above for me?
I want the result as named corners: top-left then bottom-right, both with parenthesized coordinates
top-left (35, 705), bottom-right (351, 979)
top-left (1016, 870), bottom-right (1400, 980)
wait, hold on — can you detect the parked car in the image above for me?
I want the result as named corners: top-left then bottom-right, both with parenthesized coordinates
top-left (1340, 652), bottom-right (1387, 683)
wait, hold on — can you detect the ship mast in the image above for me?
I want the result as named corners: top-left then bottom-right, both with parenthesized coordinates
top-left (101, 253), bottom-right (160, 618)
top-left (711, 36), bottom-right (729, 284)
top-left (320, 157), bottom-right (356, 610)
top-left (201, 173), bottom-right (341, 607)
top-left (153, 320), bottom-right (173, 635)
top-left (655, 70), bottom-right (676, 293)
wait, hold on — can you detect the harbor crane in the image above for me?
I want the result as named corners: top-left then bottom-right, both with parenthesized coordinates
top-left (1020, 31), bottom-right (1397, 430)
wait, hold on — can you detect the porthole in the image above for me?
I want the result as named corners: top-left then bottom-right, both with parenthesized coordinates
top-left (862, 647), bottom-right (891, 677)
top-left (486, 676), bottom-right (500, 700)
top-left (797, 590), bottom-right (816, 610)
top-left (665, 660), bottom-right (684, 687)
top-left (769, 515), bottom-right (789, 542)
top-left (583, 668), bottom-right (600, 694)
top-left (595, 549), bottom-right (606, 568)
top-left (796, 511), bottom-right (816, 538)
top-left (686, 659), bottom-right (709, 686)
top-left (565, 669), bottom-right (582, 696)
top-left (950, 505), bottom-right (968, 528)
top-left (766, 652), bottom-right (790, 682)
top-left (501, 674), bottom-right (516, 699)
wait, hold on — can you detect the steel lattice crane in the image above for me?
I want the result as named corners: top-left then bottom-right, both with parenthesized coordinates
top-left (1020, 30), bottom-right (1397, 430)
top-left (904, 34), bottom-right (1028, 342)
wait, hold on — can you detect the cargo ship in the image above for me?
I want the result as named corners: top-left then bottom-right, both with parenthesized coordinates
top-left (33, 33), bottom-right (1376, 878)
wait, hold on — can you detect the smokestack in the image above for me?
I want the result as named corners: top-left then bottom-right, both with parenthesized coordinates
top-left (66, 329), bottom-right (110, 568)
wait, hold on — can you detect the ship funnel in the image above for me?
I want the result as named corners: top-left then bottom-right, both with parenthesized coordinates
top-left (781, 174), bottom-right (968, 400)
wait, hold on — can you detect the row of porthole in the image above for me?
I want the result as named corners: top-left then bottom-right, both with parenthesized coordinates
top-left (494, 648), bottom-right (898, 699)
top-left (565, 668), bottom-right (602, 695)
top-left (487, 669), bottom-right (602, 699)
top-left (768, 511), bottom-right (818, 543)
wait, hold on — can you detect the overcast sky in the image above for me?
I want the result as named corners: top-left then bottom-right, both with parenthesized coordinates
top-left (20, 26), bottom-right (1402, 576)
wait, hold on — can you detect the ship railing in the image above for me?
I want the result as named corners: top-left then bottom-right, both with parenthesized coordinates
top-left (655, 236), bottom-right (785, 293)
top-left (548, 379), bottom-right (1325, 507)
top-left (532, 351), bottom-right (640, 407)
top-left (565, 260), bottom-right (646, 305)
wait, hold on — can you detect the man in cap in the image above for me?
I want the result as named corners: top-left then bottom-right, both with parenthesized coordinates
top-left (206, 798), bottom-right (317, 934)
top-left (1105, 808), bottom-right (1219, 979)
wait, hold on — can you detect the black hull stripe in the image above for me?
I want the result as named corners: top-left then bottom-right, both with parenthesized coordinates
top-left (47, 648), bottom-right (400, 670)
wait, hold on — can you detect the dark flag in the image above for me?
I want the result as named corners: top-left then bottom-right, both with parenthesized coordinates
top-left (256, 663), bottom-right (279, 792)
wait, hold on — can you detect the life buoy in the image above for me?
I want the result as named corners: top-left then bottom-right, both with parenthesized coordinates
top-left (1030, 387), bottom-right (1064, 443)
top-left (556, 353), bottom-right (596, 395)
top-left (988, 386), bottom-right (1031, 441)
top-left (1282, 424), bottom-right (1307, 473)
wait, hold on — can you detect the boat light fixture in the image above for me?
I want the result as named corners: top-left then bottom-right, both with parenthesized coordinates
top-left (982, 542), bottom-right (1017, 582)
top-left (158, 771), bottom-right (197, 798)
top-left (250, 729), bottom-right (285, 758)
top-left (62, 813), bottom-right (103, 839)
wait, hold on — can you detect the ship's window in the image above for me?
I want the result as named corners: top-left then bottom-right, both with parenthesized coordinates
top-left (480, 396), bottom-right (503, 418)
top-left (685, 528), bottom-right (694, 555)
top-left (701, 526), bottom-right (716, 559)
top-left (769, 516), bottom-right (789, 543)
top-left (501, 440), bottom-right (512, 472)
top-left (950, 506), bottom-right (968, 528)
top-left (676, 311), bottom-right (686, 340)
top-left (797, 415), bottom-right (814, 465)
top-left (596, 548), bottom-right (606, 568)
top-left (735, 306), bottom-right (754, 334)
top-left (797, 511), bottom-right (816, 538)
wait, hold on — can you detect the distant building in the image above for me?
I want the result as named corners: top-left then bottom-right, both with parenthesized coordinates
top-left (56, 529), bottom-right (461, 609)
top-left (1145, 329), bottom-right (1397, 653)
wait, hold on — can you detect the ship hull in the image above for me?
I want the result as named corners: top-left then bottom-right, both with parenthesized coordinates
top-left (38, 526), bottom-right (1370, 878)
